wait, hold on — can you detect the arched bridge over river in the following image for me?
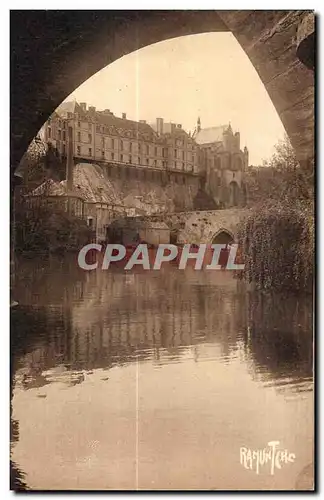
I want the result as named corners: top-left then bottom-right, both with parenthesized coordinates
top-left (140, 209), bottom-right (250, 244)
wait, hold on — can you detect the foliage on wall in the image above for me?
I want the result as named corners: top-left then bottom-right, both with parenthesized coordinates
top-left (238, 135), bottom-right (314, 293)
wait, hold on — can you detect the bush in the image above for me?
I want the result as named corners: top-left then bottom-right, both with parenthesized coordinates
top-left (14, 203), bottom-right (94, 254)
top-left (238, 202), bottom-right (313, 292)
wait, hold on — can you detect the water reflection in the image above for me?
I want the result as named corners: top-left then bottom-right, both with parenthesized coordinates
top-left (11, 256), bottom-right (313, 490)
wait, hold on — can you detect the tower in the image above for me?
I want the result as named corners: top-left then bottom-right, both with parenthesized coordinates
top-left (223, 123), bottom-right (233, 151)
top-left (197, 116), bottom-right (201, 133)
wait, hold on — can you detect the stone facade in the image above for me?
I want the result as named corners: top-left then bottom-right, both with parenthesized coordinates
top-left (193, 120), bottom-right (248, 208)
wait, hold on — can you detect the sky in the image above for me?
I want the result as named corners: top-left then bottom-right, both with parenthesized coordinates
top-left (64, 32), bottom-right (286, 165)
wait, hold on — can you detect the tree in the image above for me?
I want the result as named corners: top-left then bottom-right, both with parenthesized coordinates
top-left (18, 138), bottom-right (66, 191)
top-left (246, 135), bottom-right (314, 207)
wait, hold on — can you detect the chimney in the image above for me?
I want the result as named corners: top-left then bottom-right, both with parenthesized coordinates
top-left (66, 126), bottom-right (74, 192)
top-left (88, 106), bottom-right (96, 113)
top-left (80, 102), bottom-right (87, 112)
top-left (139, 119), bottom-right (146, 124)
top-left (122, 112), bottom-right (127, 119)
top-left (171, 123), bottom-right (176, 133)
top-left (156, 117), bottom-right (164, 135)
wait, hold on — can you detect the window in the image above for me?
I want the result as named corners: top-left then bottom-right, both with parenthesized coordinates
top-left (58, 130), bottom-right (61, 140)
top-left (146, 145), bottom-right (149, 155)
top-left (77, 132), bottom-right (81, 142)
top-left (120, 140), bottom-right (123, 150)
top-left (102, 150), bottom-right (105, 158)
top-left (62, 144), bottom-right (66, 155)
top-left (62, 131), bottom-right (66, 141)
top-left (87, 217), bottom-right (93, 228)
top-left (111, 152), bottom-right (114, 161)
top-left (48, 127), bottom-right (51, 138)
top-left (77, 145), bottom-right (81, 155)
top-left (146, 158), bottom-right (149, 165)
top-left (182, 162), bottom-right (185, 170)
top-left (120, 154), bottom-right (123, 162)
top-left (129, 155), bottom-right (132, 164)
top-left (138, 143), bottom-right (141, 153)
top-left (174, 149), bottom-right (177, 158)
top-left (130, 142), bottom-right (132, 152)
top-left (111, 138), bottom-right (114, 149)
top-left (154, 160), bottom-right (157, 167)
top-left (78, 121), bottom-right (81, 128)
top-left (138, 156), bottom-right (141, 164)
top-left (63, 121), bottom-right (66, 129)
top-left (154, 147), bottom-right (157, 156)
top-left (88, 133), bottom-right (92, 142)
top-left (96, 125), bottom-right (100, 133)
top-left (88, 123), bottom-right (92, 130)
top-left (182, 151), bottom-right (185, 160)
top-left (89, 148), bottom-right (92, 156)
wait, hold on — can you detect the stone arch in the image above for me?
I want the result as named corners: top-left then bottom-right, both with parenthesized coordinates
top-left (11, 10), bottom-right (314, 174)
top-left (212, 228), bottom-right (235, 245)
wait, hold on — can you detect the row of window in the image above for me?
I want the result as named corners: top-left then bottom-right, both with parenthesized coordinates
top-left (48, 127), bottom-right (195, 154)
top-left (75, 146), bottom-right (194, 171)
top-left (48, 127), bottom-right (196, 162)
top-left (106, 167), bottom-right (190, 184)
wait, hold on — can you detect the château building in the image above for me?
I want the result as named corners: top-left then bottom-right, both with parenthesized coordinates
top-left (42, 101), bottom-right (199, 175)
top-left (39, 101), bottom-right (248, 210)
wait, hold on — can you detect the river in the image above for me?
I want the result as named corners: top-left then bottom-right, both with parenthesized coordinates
top-left (10, 255), bottom-right (314, 491)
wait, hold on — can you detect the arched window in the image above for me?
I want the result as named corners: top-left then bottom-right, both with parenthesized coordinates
top-left (235, 156), bottom-right (243, 170)
top-left (212, 230), bottom-right (234, 245)
top-left (229, 181), bottom-right (239, 206)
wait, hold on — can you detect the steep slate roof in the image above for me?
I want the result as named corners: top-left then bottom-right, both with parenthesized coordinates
top-left (56, 101), bottom-right (158, 141)
top-left (29, 164), bottom-right (124, 206)
top-left (63, 163), bottom-right (123, 205)
top-left (56, 100), bottom-right (84, 117)
top-left (96, 112), bottom-right (155, 138)
top-left (29, 178), bottom-right (68, 197)
top-left (194, 125), bottom-right (229, 145)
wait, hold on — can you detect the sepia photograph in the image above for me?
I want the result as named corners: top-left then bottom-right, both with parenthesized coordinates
top-left (10, 9), bottom-right (315, 491)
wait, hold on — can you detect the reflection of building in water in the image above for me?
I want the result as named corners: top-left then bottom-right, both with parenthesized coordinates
top-left (12, 258), bottom-right (313, 391)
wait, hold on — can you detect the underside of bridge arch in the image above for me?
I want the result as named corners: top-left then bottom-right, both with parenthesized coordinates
top-left (11, 10), bottom-right (314, 175)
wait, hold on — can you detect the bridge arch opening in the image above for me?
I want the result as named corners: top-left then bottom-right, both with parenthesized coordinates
top-left (11, 11), bottom-right (314, 174)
